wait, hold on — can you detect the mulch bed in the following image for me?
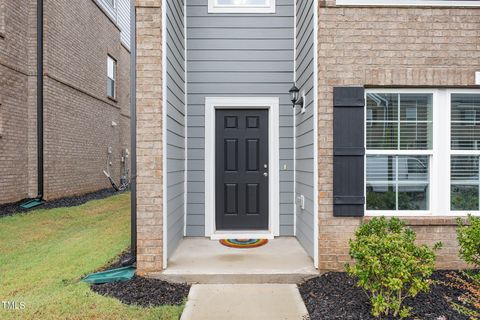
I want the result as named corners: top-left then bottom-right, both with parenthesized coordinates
top-left (91, 252), bottom-right (191, 307)
top-left (0, 188), bottom-right (121, 217)
top-left (299, 270), bottom-right (477, 320)
top-left (91, 276), bottom-right (190, 307)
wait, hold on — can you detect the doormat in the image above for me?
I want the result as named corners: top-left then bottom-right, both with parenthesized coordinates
top-left (220, 239), bottom-right (268, 249)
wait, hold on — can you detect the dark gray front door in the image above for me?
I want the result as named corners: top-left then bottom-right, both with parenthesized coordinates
top-left (215, 109), bottom-right (269, 230)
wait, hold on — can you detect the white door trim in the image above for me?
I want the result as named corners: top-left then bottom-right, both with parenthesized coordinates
top-left (313, 0), bottom-right (319, 269)
top-left (204, 97), bottom-right (280, 239)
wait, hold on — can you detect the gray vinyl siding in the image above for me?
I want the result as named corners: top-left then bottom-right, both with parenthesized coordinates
top-left (294, 0), bottom-right (315, 257)
top-left (185, 0), bottom-right (295, 236)
top-left (97, 0), bottom-right (131, 49)
top-left (166, 0), bottom-right (186, 257)
top-left (117, 0), bottom-right (131, 49)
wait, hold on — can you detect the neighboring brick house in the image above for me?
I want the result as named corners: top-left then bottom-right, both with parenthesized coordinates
top-left (0, 0), bottom-right (131, 204)
top-left (134, 0), bottom-right (480, 275)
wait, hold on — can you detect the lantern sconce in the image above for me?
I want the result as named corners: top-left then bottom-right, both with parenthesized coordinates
top-left (289, 84), bottom-right (305, 113)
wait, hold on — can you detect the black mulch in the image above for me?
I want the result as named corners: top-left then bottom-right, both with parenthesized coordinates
top-left (92, 276), bottom-right (190, 307)
top-left (90, 251), bottom-right (190, 308)
top-left (98, 250), bottom-right (133, 272)
top-left (299, 271), bottom-right (477, 320)
top-left (0, 188), bottom-right (122, 217)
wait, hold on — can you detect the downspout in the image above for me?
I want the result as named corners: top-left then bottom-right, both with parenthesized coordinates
top-left (122, 0), bottom-right (137, 266)
top-left (37, 0), bottom-right (44, 200)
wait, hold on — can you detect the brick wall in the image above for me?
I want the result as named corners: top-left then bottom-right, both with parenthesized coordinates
top-left (135, 0), bottom-right (164, 275)
top-left (0, 0), bottom-right (33, 203)
top-left (0, 0), bottom-right (130, 204)
top-left (43, 0), bottom-right (130, 199)
top-left (317, 2), bottom-right (480, 271)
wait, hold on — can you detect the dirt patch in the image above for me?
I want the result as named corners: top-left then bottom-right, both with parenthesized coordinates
top-left (299, 271), bottom-right (476, 320)
top-left (0, 189), bottom-right (122, 217)
top-left (92, 277), bottom-right (190, 307)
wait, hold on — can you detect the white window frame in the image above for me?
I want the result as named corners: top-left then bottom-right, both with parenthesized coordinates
top-left (364, 88), bottom-right (480, 217)
top-left (365, 89), bottom-right (436, 217)
top-left (208, 0), bottom-right (276, 13)
top-left (337, 0), bottom-right (480, 6)
top-left (107, 55), bottom-right (117, 99)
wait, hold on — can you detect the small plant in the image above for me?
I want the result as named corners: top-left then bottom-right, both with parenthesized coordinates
top-left (456, 215), bottom-right (480, 269)
top-left (444, 272), bottom-right (480, 320)
top-left (346, 217), bottom-right (442, 319)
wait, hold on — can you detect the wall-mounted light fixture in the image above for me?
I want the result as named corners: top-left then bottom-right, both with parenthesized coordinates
top-left (289, 84), bottom-right (304, 109)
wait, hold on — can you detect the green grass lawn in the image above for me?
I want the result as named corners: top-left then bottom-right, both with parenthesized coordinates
top-left (0, 193), bottom-right (184, 320)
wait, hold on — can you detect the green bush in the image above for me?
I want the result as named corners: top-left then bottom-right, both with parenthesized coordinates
top-left (456, 215), bottom-right (480, 269)
top-left (346, 217), bottom-right (442, 318)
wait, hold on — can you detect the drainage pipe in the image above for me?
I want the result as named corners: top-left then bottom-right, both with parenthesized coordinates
top-left (122, 0), bottom-right (137, 266)
top-left (36, 0), bottom-right (44, 200)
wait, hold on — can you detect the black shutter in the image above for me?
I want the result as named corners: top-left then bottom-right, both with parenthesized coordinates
top-left (333, 87), bottom-right (365, 217)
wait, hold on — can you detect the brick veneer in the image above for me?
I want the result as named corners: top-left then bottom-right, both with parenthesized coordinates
top-left (135, 0), bottom-right (164, 274)
top-left (317, 2), bottom-right (480, 271)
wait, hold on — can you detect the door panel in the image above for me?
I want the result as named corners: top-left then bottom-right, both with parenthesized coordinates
top-left (216, 109), bottom-right (269, 230)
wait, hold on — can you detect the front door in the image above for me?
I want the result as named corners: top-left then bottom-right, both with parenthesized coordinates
top-left (215, 109), bottom-right (269, 230)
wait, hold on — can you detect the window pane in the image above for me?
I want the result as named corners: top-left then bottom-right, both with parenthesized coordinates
top-left (366, 93), bottom-right (432, 150)
top-left (399, 122), bottom-right (432, 150)
top-left (107, 78), bottom-right (115, 98)
top-left (366, 93), bottom-right (398, 149)
top-left (367, 93), bottom-right (398, 122)
top-left (397, 156), bottom-right (429, 210)
top-left (366, 155), bottom-right (396, 210)
top-left (367, 122), bottom-right (398, 149)
top-left (451, 155), bottom-right (479, 211)
top-left (451, 94), bottom-right (480, 150)
top-left (399, 94), bottom-right (433, 150)
top-left (217, 0), bottom-right (268, 5)
top-left (366, 155), bottom-right (430, 211)
top-left (107, 57), bottom-right (115, 80)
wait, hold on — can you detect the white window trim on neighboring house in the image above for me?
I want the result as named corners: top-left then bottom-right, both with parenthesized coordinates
top-left (365, 88), bottom-right (480, 217)
top-left (208, 0), bottom-right (276, 13)
top-left (337, 0), bottom-right (480, 6)
top-left (204, 97), bottom-right (280, 239)
top-left (107, 55), bottom-right (117, 99)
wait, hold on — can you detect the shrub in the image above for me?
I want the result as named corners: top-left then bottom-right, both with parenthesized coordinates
top-left (346, 217), bottom-right (442, 319)
top-left (456, 215), bottom-right (480, 269)
top-left (445, 272), bottom-right (480, 320)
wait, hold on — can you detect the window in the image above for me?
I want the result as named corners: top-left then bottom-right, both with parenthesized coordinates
top-left (208, 0), bottom-right (276, 13)
top-left (451, 94), bottom-right (480, 211)
top-left (107, 56), bottom-right (116, 99)
top-left (366, 92), bottom-right (433, 213)
top-left (365, 89), bottom-right (480, 216)
top-left (337, 0), bottom-right (480, 6)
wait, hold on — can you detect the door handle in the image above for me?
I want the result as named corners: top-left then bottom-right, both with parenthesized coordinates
top-left (263, 172), bottom-right (268, 177)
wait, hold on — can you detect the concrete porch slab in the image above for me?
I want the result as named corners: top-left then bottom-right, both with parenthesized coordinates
top-left (180, 284), bottom-right (310, 320)
top-left (151, 237), bottom-right (318, 284)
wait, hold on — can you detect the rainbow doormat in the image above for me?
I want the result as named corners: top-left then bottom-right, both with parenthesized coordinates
top-left (220, 239), bottom-right (268, 249)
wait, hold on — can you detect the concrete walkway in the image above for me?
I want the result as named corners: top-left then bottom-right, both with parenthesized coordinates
top-left (180, 284), bottom-right (310, 320)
